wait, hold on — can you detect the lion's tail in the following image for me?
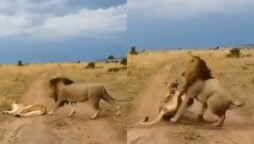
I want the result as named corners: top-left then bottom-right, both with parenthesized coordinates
top-left (230, 100), bottom-right (245, 108)
top-left (101, 87), bottom-right (128, 103)
top-left (101, 87), bottom-right (117, 106)
top-left (139, 111), bottom-right (164, 126)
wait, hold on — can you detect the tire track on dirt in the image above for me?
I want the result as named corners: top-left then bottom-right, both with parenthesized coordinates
top-left (1, 119), bottom-right (26, 144)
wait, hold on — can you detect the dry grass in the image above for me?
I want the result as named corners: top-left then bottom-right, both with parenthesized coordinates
top-left (0, 62), bottom-right (131, 130)
top-left (127, 48), bottom-right (254, 116)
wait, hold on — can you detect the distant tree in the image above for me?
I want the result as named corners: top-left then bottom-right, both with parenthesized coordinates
top-left (130, 46), bottom-right (138, 55)
top-left (85, 62), bottom-right (95, 69)
top-left (108, 55), bottom-right (115, 59)
top-left (216, 46), bottom-right (219, 50)
top-left (120, 58), bottom-right (127, 66)
top-left (17, 60), bottom-right (24, 66)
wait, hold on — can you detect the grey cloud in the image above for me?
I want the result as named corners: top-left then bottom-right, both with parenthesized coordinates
top-left (66, 0), bottom-right (126, 9)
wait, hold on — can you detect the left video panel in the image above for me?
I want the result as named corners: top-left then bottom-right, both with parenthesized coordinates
top-left (0, 0), bottom-right (127, 143)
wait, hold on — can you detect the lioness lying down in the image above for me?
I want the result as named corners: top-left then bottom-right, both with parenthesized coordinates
top-left (1, 102), bottom-right (47, 117)
top-left (140, 80), bottom-right (193, 125)
top-left (48, 77), bottom-right (122, 119)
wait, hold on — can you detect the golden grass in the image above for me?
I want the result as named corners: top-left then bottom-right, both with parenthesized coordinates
top-left (127, 48), bottom-right (254, 115)
top-left (0, 62), bottom-right (130, 130)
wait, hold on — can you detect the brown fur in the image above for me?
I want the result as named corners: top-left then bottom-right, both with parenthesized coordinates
top-left (171, 56), bottom-right (244, 127)
top-left (48, 77), bottom-right (121, 119)
top-left (49, 77), bottom-right (74, 102)
top-left (182, 56), bottom-right (213, 92)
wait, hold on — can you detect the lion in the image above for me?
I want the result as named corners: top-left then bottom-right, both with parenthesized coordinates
top-left (48, 77), bottom-right (121, 119)
top-left (140, 79), bottom-right (193, 125)
top-left (171, 56), bottom-right (244, 127)
top-left (1, 102), bottom-right (47, 117)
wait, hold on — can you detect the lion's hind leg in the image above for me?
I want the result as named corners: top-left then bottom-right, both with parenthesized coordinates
top-left (208, 96), bottom-right (228, 127)
top-left (197, 104), bottom-right (208, 121)
top-left (68, 102), bottom-right (77, 117)
top-left (102, 91), bottom-right (122, 116)
top-left (213, 114), bottom-right (226, 127)
top-left (90, 101), bottom-right (101, 120)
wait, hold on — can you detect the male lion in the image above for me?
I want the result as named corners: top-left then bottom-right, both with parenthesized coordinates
top-left (171, 56), bottom-right (244, 127)
top-left (48, 77), bottom-right (121, 119)
top-left (1, 102), bottom-right (47, 117)
top-left (140, 80), bottom-right (192, 125)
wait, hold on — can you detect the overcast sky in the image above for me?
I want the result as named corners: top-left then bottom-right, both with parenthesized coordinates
top-left (1, 0), bottom-right (254, 63)
top-left (128, 0), bottom-right (254, 49)
top-left (0, 0), bottom-right (126, 63)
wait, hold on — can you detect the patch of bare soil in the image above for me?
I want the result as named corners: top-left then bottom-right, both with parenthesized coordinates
top-left (128, 61), bottom-right (254, 144)
top-left (0, 70), bottom-right (125, 144)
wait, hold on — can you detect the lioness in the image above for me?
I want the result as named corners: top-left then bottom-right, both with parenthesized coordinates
top-left (171, 56), bottom-right (244, 127)
top-left (48, 77), bottom-right (121, 119)
top-left (140, 80), bottom-right (192, 125)
top-left (1, 102), bottom-right (47, 117)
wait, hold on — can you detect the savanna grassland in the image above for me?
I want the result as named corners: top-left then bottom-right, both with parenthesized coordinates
top-left (0, 48), bottom-right (254, 144)
top-left (127, 48), bottom-right (254, 144)
top-left (0, 61), bottom-right (133, 144)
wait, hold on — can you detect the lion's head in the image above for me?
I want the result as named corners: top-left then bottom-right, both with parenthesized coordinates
top-left (49, 77), bottom-right (74, 102)
top-left (182, 56), bottom-right (213, 91)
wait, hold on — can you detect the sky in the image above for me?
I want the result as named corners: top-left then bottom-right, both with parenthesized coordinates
top-left (0, 0), bottom-right (127, 64)
top-left (1, 1), bottom-right (254, 63)
top-left (128, 0), bottom-right (254, 50)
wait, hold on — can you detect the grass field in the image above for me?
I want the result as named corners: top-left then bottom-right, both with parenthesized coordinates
top-left (1, 48), bottom-right (254, 144)
top-left (0, 62), bottom-right (131, 130)
top-left (127, 48), bottom-right (254, 144)
top-left (128, 48), bottom-right (254, 114)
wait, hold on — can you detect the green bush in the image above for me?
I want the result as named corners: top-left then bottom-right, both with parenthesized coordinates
top-left (85, 62), bottom-right (95, 69)
top-left (120, 58), bottom-right (127, 66)
top-left (130, 46), bottom-right (138, 55)
top-left (17, 60), bottom-right (24, 66)
top-left (226, 48), bottom-right (241, 58)
top-left (108, 55), bottom-right (115, 59)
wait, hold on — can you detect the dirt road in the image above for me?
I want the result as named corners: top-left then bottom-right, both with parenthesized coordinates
top-left (128, 60), bottom-right (254, 144)
top-left (0, 71), bottom-right (126, 144)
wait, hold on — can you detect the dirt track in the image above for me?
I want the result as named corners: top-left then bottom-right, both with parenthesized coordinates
top-left (127, 60), bottom-right (254, 144)
top-left (0, 71), bottom-right (126, 144)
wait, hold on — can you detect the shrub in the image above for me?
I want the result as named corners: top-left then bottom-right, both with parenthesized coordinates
top-left (242, 65), bottom-right (248, 70)
top-left (107, 67), bottom-right (120, 72)
top-left (226, 48), bottom-right (241, 58)
top-left (130, 46), bottom-right (138, 55)
top-left (85, 62), bottom-right (95, 69)
top-left (108, 55), bottom-right (115, 59)
top-left (120, 58), bottom-right (127, 66)
top-left (187, 51), bottom-right (192, 55)
top-left (17, 60), bottom-right (24, 66)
